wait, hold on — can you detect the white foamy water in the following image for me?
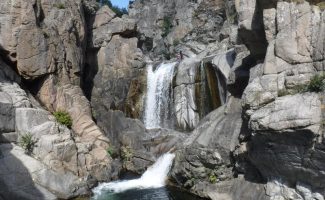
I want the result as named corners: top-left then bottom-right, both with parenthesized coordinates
top-left (92, 153), bottom-right (175, 197)
top-left (144, 62), bottom-right (177, 129)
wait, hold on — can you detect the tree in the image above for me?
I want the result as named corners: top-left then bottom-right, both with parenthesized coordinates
top-left (97, 0), bottom-right (112, 7)
top-left (96, 0), bottom-right (128, 17)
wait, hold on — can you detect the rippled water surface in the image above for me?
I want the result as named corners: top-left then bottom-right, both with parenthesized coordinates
top-left (93, 186), bottom-right (205, 200)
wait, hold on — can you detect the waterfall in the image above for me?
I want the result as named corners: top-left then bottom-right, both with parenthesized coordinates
top-left (144, 62), bottom-right (177, 129)
top-left (92, 153), bottom-right (175, 197)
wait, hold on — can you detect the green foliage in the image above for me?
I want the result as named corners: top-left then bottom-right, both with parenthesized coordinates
top-left (107, 146), bottom-right (118, 158)
top-left (162, 17), bottom-right (173, 38)
top-left (162, 50), bottom-right (171, 60)
top-left (43, 31), bottom-right (49, 38)
top-left (317, 2), bottom-right (325, 10)
top-left (306, 74), bottom-right (325, 92)
top-left (96, 0), bottom-right (128, 17)
top-left (54, 111), bottom-right (72, 128)
top-left (288, 0), bottom-right (304, 3)
top-left (278, 74), bottom-right (325, 97)
top-left (110, 6), bottom-right (128, 17)
top-left (97, 0), bottom-right (112, 7)
top-left (173, 39), bottom-right (180, 46)
top-left (292, 84), bottom-right (308, 93)
top-left (121, 146), bottom-right (133, 161)
top-left (287, 0), bottom-right (325, 10)
top-left (278, 89), bottom-right (291, 97)
top-left (20, 133), bottom-right (36, 155)
top-left (54, 3), bottom-right (65, 9)
top-left (208, 173), bottom-right (217, 184)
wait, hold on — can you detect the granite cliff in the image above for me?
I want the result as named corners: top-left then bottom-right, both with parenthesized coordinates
top-left (0, 0), bottom-right (324, 199)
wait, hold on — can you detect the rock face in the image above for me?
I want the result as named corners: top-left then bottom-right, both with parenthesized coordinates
top-left (129, 0), bottom-right (235, 59)
top-left (0, 1), bottom-right (112, 198)
top-left (169, 0), bottom-right (325, 199)
top-left (236, 0), bottom-right (325, 198)
top-left (0, 58), bottom-right (112, 198)
top-left (0, 0), bottom-right (324, 199)
top-left (0, 0), bottom-right (111, 186)
top-left (0, 0), bottom-right (85, 82)
top-left (84, 5), bottom-right (146, 135)
top-left (173, 56), bottom-right (229, 131)
top-left (171, 97), bottom-right (256, 199)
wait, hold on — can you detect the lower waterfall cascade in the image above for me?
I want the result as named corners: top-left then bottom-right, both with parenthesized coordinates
top-left (92, 153), bottom-right (175, 199)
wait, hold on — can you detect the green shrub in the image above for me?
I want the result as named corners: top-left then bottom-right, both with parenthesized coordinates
top-left (121, 146), bottom-right (133, 161)
top-left (162, 50), bottom-right (171, 60)
top-left (54, 3), bottom-right (65, 9)
top-left (110, 6), bottom-right (128, 17)
top-left (20, 133), bottom-right (36, 155)
top-left (173, 39), bottom-right (180, 46)
top-left (306, 74), bottom-right (325, 92)
top-left (279, 74), bottom-right (325, 96)
top-left (208, 173), bottom-right (217, 184)
top-left (278, 89), bottom-right (290, 97)
top-left (107, 146), bottom-right (118, 158)
top-left (288, 0), bottom-right (304, 3)
top-left (96, 0), bottom-right (128, 17)
top-left (43, 31), bottom-right (49, 38)
top-left (291, 84), bottom-right (308, 93)
top-left (162, 17), bottom-right (173, 37)
top-left (317, 2), bottom-right (325, 10)
top-left (54, 111), bottom-right (72, 128)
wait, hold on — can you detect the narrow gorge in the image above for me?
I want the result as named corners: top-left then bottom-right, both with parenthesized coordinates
top-left (0, 0), bottom-right (324, 200)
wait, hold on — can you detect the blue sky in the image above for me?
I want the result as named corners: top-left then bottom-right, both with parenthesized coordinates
top-left (111, 0), bottom-right (130, 8)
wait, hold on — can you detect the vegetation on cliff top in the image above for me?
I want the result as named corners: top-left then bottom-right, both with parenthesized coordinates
top-left (97, 0), bottom-right (128, 17)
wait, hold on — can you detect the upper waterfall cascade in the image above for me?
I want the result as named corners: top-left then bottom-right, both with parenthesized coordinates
top-left (144, 62), bottom-right (177, 129)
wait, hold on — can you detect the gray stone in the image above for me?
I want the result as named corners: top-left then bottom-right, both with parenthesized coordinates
top-left (0, 0), bottom-right (86, 81)
top-left (0, 92), bottom-right (14, 133)
top-left (0, 144), bottom-right (57, 200)
top-left (250, 93), bottom-right (322, 133)
top-left (171, 97), bottom-right (244, 197)
top-left (212, 50), bottom-right (235, 80)
top-left (88, 34), bottom-right (145, 120)
top-left (263, 8), bottom-right (276, 43)
top-left (15, 108), bottom-right (52, 133)
top-left (0, 132), bottom-right (18, 143)
top-left (0, 144), bottom-right (87, 199)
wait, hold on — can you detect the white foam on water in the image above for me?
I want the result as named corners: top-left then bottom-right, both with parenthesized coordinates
top-left (92, 153), bottom-right (175, 197)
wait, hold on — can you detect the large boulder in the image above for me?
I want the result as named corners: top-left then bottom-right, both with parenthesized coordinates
top-left (15, 107), bottom-right (112, 182)
top-left (171, 97), bottom-right (245, 198)
top-left (0, 144), bottom-right (88, 199)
